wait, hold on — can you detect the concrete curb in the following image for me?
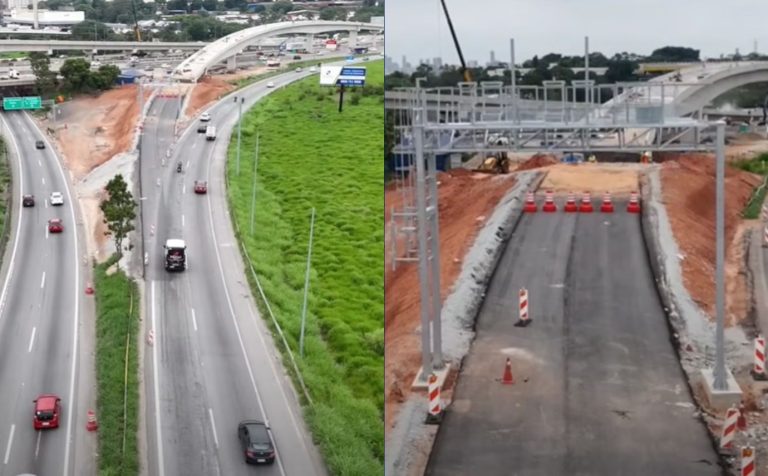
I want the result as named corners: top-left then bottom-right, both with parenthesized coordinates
top-left (385, 169), bottom-right (546, 476)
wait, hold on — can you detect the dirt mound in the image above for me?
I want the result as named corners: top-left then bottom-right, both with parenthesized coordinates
top-left (660, 154), bottom-right (762, 324)
top-left (384, 172), bottom-right (517, 429)
top-left (540, 163), bottom-right (640, 195)
top-left (185, 76), bottom-right (236, 118)
top-left (516, 153), bottom-right (559, 171)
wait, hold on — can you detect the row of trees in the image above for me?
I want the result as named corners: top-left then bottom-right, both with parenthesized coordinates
top-left (30, 52), bottom-right (121, 96)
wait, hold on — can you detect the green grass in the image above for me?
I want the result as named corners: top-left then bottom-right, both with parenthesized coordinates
top-left (93, 255), bottom-right (140, 476)
top-left (228, 55), bottom-right (378, 89)
top-left (226, 60), bottom-right (384, 475)
top-left (0, 52), bottom-right (27, 60)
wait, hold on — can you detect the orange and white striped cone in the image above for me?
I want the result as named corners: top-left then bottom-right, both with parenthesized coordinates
top-left (627, 191), bottom-right (641, 213)
top-left (86, 409), bottom-right (98, 432)
top-left (741, 446), bottom-right (756, 476)
top-left (720, 406), bottom-right (740, 451)
top-left (514, 288), bottom-right (531, 327)
top-left (578, 191), bottom-right (593, 213)
top-left (542, 190), bottom-right (557, 213)
top-left (146, 329), bottom-right (154, 347)
top-left (762, 204), bottom-right (768, 221)
top-left (425, 373), bottom-right (443, 424)
top-left (523, 191), bottom-right (537, 213)
top-left (752, 335), bottom-right (767, 380)
top-left (564, 192), bottom-right (578, 212)
top-left (599, 191), bottom-right (614, 213)
top-left (501, 358), bottom-right (515, 385)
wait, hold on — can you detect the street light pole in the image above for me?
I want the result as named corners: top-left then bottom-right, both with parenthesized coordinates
top-left (713, 122), bottom-right (728, 389)
top-left (236, 96), bottom-right (243, 175)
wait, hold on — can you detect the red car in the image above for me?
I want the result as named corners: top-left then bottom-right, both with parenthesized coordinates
top-left (194, 181), bottom-right (208, 194)
top-left (33, 394), bottom-right (61, 429)
top-left (48, 218), bottom-right (63, 233)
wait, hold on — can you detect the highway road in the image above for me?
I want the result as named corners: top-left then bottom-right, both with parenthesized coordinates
top-left (425, 202), bottom-right (719, 476)
top-left (141, 69), bottom-right (328, 475)
top-left (0, 112), bottom-right (94, 476)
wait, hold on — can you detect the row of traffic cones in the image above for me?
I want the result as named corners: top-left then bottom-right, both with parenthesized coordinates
top-left (524, 191), bottom-right (641, 214)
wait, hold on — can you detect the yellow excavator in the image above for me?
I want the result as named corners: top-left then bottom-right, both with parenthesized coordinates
top-left (475, 152), bottom-right (513, 174)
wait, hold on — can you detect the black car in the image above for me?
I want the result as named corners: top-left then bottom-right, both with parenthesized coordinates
top-left (35, 140), bottom-right (45, 149)
top-left (238, 420), bottom-right (275, 464)
top-left (22, 194), bottom-right (34, 207)
top-left (197, 124), bottom-right (207, 133)
top-left (293, 55), bottom-right (301, 60)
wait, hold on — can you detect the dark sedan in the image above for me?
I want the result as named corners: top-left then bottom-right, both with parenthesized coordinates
top-left (237, 420), bottom-right (275, 464)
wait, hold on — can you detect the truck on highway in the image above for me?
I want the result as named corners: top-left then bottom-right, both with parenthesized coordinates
top-left (164, 239), bottom-right (187, 271)
top-left (205, 126), bottom-right (216, 141)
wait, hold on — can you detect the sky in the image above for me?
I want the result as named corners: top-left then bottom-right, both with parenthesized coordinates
top-left (386, 0), bottom-right (768, 66)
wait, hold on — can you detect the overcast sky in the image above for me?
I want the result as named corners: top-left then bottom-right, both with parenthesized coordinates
top-left (386, 0), bottom-right (768, 66)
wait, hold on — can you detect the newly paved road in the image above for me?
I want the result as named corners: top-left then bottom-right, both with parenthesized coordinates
top-left (142, 69), bottom-right (327, 475)
top-left (0, 112), bottom-right (93, 476)
top-left (426, 202), bottom-right (719, 476)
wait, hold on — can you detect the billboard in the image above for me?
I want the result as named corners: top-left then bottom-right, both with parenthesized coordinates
top-left (319, 66), bottom-right (366, 87)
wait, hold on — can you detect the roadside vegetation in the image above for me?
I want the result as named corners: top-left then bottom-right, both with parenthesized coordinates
top-left (228, 55), bottom-right (374, 89)
top-left (0, 139), bottom-right (11, 257)
top-left (735, 152), bottom-right (768, 218)
top-left (225, 60), bottom-right (384, 474)
top-left (93, 255), bottom-right (140, 476)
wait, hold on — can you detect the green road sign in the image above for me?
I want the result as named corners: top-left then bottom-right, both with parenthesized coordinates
top-left (3, 96), bottom-right (42, 111)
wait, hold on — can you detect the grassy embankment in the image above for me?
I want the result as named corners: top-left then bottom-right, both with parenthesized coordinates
top-left (229, 54), bottom-right (378, 88)
top-left (226, 61), bottom-right (384, 475)
top-left (0, 139), bottom-right (11, 255)
top-left (736, 152), bottom-right (768, 218)
top-left (93, 255), bottom-right (141, 476)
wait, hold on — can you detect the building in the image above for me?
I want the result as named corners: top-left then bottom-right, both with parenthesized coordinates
top-left (5, 8), bottom-right (84, 26)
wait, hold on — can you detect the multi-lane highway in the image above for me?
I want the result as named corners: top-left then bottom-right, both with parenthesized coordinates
top-left (140, 69), bottom-right (328, 475)
top-left (425, 200), bottom-right (719, 476)
top-left (0, 111), bottom-right (94, 476)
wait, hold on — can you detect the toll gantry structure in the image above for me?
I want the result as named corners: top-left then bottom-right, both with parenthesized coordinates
top-left (388, 80), bottom-right (734, 398)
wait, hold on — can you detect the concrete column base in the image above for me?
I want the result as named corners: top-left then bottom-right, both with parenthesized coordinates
top-left (700, 367), bottom-right (743, 410)
top-left (411, 363), bottom-right (451, 390)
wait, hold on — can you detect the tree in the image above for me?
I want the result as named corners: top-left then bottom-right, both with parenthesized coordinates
top-left (648, 46), bottom-right (700, 62)
top-left (60, 58), bottom-right (92, 92)
top-left (320, 7), bottom-right (346, 20)
top-left (604, 58), bottom-right (636, 83)
top-left (28, 52), bottom-right (57, 97)
top-left (101, 174), bottom-right (137, 257)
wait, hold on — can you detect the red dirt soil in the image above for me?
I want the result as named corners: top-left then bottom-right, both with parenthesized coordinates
top-left (385, 170), bottom-right (517, 430)
top-left (515, 153), bottom-right (559, 171)
top-left (660, 154), bottom-right (762, 324)
top-left (185, 76), bottom-right (236, 118)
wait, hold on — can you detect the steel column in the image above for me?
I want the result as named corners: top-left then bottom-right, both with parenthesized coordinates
top-left (714, 122), bottom-right (727, 389)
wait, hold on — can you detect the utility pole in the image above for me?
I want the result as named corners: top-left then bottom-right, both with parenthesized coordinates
top-left (299, 207), bottom-right (316, 358)
top-left (713, 122), bottom-right (728, 389)
top-left (249, 133), bottom-right (259, 235)
top-left (236, 96), bottom-right (244, 175)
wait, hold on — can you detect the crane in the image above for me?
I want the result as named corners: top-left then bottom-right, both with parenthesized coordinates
top-left (439, 0), bottom-right (471, 83)
top-left (130, 0), bottom-right (142, 42)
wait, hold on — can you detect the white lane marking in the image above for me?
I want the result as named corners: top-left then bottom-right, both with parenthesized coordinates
top-left (34, 431), bottom-right (41, 459)
top-left (151, 281), bottom-right (165, 476)
top-left (40, 271), bottom-right (45, 289)
top-left (32, 112), bottom-right (81, 476)
top-left (208, 408), bottom-right (219, 449)
top-left (38, 159), bottom-right (41, 167)
top-left (3, 424), bottom-right (14, 464)
top-left (191, 308), bottom-right (197, 332)
top-left (182, 184), bottom-right (186, 194)
top-left (205, 150), bottom-right (289, 476)
top-left (181, 214), bottom-right (185, 228)
top-left (0, 114), bottom-right (26, 322)
top-left (45, 225), bottom-right (49, 240)
top-left (41, 177), bottom-right (45, 185)
top-left (28, 326), bottom-right (36, 352)
top-left (186, 160), bottom-right (190, 169)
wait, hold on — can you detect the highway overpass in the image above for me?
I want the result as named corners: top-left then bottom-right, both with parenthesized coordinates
top-left (0, 39), bottom-right (208, 53)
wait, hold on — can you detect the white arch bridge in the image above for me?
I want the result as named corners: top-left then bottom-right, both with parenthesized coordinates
top-left (172, 20), bottom-right (384, 83)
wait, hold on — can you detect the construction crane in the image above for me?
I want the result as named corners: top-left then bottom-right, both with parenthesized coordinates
top-left (130, 0), bottom-right (142, 42)
top-left (439, 0), bottom-right (471, 83)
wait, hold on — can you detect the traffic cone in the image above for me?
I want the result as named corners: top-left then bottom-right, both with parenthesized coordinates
top-left (425, 373), bottom-right (444, 424)
top-left (86, 409), bottom-right (98, 431)
top-left (501, 358), bottom-right (515, 385)
top-left (600, 191), bottom-right (614, 213)
top-left (523, 191), bottom-right (537, 213)
top-left (627, 191), bottom-right (641, 213)
top-left (742, 445), bottom-right (756, 476)
top-left (542, 190), bottom-right (557, 213)
top-left (578, 192), bottom-right (593, 212)
top-left (85, 283), bottom-right (94, 295)
top-left (563, 192), bottom-right (578, 212)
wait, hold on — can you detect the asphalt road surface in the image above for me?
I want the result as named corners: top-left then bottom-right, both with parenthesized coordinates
top-left (141, 70), bottom-right (327, 476)
top-left (0, 112), bottom-right (93, 476)
top-left (426, 203), bottom-right (720, 476)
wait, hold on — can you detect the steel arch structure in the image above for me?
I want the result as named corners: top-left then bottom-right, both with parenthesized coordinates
top-left (171, 20), bottom-right (384, 83)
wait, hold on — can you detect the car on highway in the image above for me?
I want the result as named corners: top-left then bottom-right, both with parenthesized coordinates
top-left (22, 194), bottom-right (34, 207)
top-left (266, 81), bottom-right (275, 88)
top-left (237, 420), bottom-right (275, 464)
top-left (293, 55), bottom-right (302, 60)
top-left (48, 218), bottom-right (63, 233)
top-left (194, 180), bottom-right (207, 194)
top-left (295, 67), bottom-right (302, 72)
top-left (200, 112), bottom-right (211, 122)
top-left (309, 66), bottom-right (317, 73)
top-left (35, 140), bottom-right (45, 149)
top-left (33, 394), bottom-right (61, 429)
top-left (197, 124), bottom-right (207, 133)
top-left (50, 192), bottom-right (64, 206)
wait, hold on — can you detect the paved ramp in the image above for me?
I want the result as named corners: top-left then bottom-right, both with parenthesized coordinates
top-left (425, 202), bottom-right (719, 476)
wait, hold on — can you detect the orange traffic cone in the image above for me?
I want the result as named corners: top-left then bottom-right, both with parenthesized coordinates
top-left (85, 283), bottom-right (94, 295)
top-left (523, 191), bottom-right (537, 213)
top-left (564, 192), bottom-right (578, 212)
top-left (86, 409), bottom-right (98, 431)
top-left (501, 358), bottom-right (515, 385)
top-left (600, 191), bottom-right (614, 213)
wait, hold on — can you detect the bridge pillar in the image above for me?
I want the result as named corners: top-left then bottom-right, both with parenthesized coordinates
top-left (348, 30), bottom-right (358, 48)
top-left (226, 56), bottom-right (237, 73)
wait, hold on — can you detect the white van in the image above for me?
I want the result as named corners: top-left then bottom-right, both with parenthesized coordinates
top-left (205, 126), bottom-right (216, 141)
